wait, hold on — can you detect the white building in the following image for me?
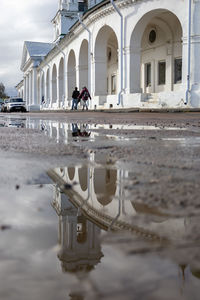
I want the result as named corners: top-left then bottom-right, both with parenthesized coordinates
top-left (19, 0), bottom-right (200, 110)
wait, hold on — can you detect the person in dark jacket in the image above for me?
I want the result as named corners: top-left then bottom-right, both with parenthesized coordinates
top-left (78, 86), bottom-right (91, 111)
top-left (71, 87), bottom-right (80, 110)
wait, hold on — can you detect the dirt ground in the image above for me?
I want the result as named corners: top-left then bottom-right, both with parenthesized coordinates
top-left (0, 111), bottom-right (200, 217)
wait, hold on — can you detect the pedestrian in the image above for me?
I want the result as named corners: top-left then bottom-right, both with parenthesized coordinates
top-left (78, 86), bottom-right (91, 111)
top-left (71, 87), bottom-right (80, 110)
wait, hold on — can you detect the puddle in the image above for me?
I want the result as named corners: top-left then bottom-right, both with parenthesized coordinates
top-left (0, 114), bottom-right (200, 299)
top-left (46, 160), bottom-right (200, 299)
top-left (0, 160), bottom-right (199, 299)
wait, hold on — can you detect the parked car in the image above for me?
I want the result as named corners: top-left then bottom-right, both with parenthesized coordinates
top-left (1, 97), bottom-right (26, 112)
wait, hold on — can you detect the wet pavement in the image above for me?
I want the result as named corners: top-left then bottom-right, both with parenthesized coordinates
top-left (0, 112), bottom-right (200, 299)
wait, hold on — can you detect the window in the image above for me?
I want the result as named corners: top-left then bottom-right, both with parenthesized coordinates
top-left (145, 63), bottom-right (151, 87)
top-left (78, 1), bottom-right (86, 12)
top-left (158, 61), bottom-right (166, 85)
top-left (174, 58), bottom-right (182, 83)
top-left (149, 30), bottom-right (156, 43)
top-left (111, 74), bottom-right (116, 93)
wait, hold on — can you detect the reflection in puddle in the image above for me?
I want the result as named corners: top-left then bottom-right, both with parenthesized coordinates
top-left (48, 162), bottom-right (200, 299)
top-left (48, 163), bottom-right (174, 240)
top-left (0, 115), bottom-right (191, 144)
top-left (52, 191), bottom-right (103, 274)
top-left (0, 115), bottom-right (200, 298)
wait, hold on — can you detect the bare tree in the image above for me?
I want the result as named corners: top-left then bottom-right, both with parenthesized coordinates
top-left (0, 82), bottom-right (7, 99)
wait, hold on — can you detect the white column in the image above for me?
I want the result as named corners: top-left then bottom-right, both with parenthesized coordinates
top-left (40, 72), bottom-right (43, 107)
top-left (94, 57), bottom-right (107, 95)
top-left (26, 75), bottom-right (29, 104)
top-left (91, 55), bottom-right (95, 96)
top-left (76, 65), bottom-right (80, 89)
top-left (129, 47), bottom-right (142, 93)
top-left (57, 74), bottom-right (60, 108)
top-left (23, 77), bottom-right (26, 101)
top-left (32, 67), bottom-right (37, 106)
top-left (50, 78), bottom-right (53, 108)
top-left (124, 47), bottom-right (129, 94)
top-left (29, 71), bottom-right (32, 107)
top-left (63, 56), bottom-right (67, 108)
top-left (190, 1), bottom-right (200, 106)
top-left (45, 72), bottom-right (48, 107)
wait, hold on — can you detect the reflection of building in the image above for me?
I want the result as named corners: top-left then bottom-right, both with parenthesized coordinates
top-left (49, 163), bottom-right (200, 295)
top-left (18, 0), bottom-right (200, 110)
top-left (52, 186), bottom-right (103, 273)
top-left (48, 159), bottom-right (170, 241)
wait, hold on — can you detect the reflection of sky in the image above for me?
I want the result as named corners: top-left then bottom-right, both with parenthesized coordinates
top-left (0, 185), bottom-right (76, 299)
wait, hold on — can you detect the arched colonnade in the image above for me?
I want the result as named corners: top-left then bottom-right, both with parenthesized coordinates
top-left (36, 4), bottom-right (187, 109)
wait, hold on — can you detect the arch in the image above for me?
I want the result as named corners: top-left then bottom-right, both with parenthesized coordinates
top-left (129, 9), bottom-right (183, 94)
top-left (79, 39), bottom-right (88, 89)
top-left (94, 25), bottom-right (119, 96)
top-left (68, 167), bottom-right (75, 181)
top-left (67, 49), bottom-right (76, 100)
top-left (94, 168), bottom-right (117, 206)
top-left (52, 64), bottom-right (57, 103)
top-left (59, 57), bottom-right (64, 104)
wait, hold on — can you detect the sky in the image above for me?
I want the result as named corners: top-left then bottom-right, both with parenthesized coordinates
top-left (0, 0), bottom-right (57, 96)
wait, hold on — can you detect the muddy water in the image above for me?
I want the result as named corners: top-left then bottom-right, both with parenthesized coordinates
top-left (0, 114), bottom-right (200, 299)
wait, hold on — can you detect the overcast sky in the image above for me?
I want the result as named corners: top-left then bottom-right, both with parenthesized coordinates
top-left (0, 0), bottom-right (57, 96)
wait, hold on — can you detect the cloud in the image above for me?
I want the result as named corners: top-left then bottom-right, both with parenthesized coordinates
top-left (0, 0), bottom-right (57, 96)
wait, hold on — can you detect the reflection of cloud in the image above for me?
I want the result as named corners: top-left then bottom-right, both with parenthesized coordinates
top-left (0, 183), bottom-right (73, 299)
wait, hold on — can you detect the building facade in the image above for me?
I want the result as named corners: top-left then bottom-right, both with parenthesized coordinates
top-left (19, 0), bottom-right (200, 110)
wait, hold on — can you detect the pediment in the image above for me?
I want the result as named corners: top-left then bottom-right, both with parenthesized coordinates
top-left (20, 43), bottom-right (31, 71)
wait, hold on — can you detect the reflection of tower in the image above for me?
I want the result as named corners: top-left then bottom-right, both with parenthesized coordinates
top-left (52, 186), bottom-right (103, 273)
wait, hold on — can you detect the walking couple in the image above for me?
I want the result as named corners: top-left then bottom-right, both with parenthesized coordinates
top-left (71, 86), bottom-right (91, 111)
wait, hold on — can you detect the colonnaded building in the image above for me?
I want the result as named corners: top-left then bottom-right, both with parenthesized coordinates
top-left (17, 0), bottom-right (200, 110)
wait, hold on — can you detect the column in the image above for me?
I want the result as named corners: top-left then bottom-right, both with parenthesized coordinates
top-left (29, 71), bottom-right (32, 107)
top-left (57, 74), bottom-right (60, 108)
top-left (32, 67), bottom-right (37, 106)
top-left (129, 47), bottom-right (142, 93)
top-left (94, 57), bottom-right (107, 95)
top-left (64, 57), bottom-right (68, 108)
top-left (40, 72), bottom-right (43, 107)
top-left (23, 77), bottom-right (26, 102)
